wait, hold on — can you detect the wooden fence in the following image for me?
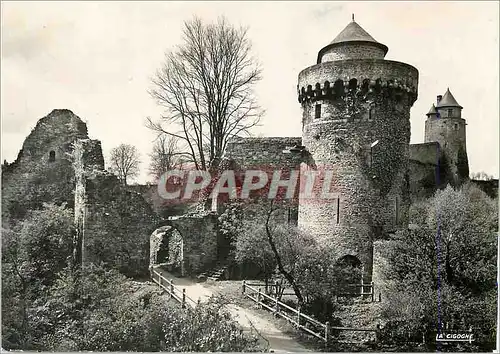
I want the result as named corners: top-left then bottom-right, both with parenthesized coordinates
top-left (151, 268), bottom-right (198, 309)
top-left (242, 281), bottom-right (380, 343)
top-left (249, 280), bottom-right (379, 303)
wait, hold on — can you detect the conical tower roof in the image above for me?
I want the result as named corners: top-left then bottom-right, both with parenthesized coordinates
top-left (436, 88), bottom-right (462, 109)
top-left (317, 17), bottom-right (388, 63)
top-left (330, 21), bottom-right (379, 45)
top-left (426, 104), bottom-right (438, 116)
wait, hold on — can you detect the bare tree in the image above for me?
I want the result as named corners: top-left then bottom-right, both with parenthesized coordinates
top-left (108, 144), bottom-right (141, 186)
top-left (147, 16), bottom-right (263, 171)
top-left (149, 135), bottom-right (184, 180)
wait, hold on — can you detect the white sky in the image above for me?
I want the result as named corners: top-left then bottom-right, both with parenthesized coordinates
top-left (1, 1), bottom-right (499, 183)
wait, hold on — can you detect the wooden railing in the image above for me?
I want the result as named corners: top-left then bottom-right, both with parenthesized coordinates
top-left (242, 281), bottom-right (380, 343)
top-left (151, 268), bottom-right (198, 309)
top-left (249, 280), bottom-right (380, 302)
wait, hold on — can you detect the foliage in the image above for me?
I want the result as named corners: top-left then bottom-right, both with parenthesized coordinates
top-left (18, 203), bottom-right (75, 286)
top-left (3, 260), bottom-right (264, 352)
top-left (108, 143), bottom-right (141, 185)
top-left (2, 203), bottom-right (74, 349)
top-left (147, 16), bottom-right (263, 170)
top-left (162, 296), bottom-right (261, 352)
top-left (233, 202), bottom-right (355, 321)
top-left (379, 183), bottom-right (497, 350)
top-left (218, 201), bottom-right (244, 260)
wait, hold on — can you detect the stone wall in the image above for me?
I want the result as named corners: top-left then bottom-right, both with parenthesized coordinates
top-left (128, 183), bottom-right (193, 218)
top-left (84, 170), bottom-right (161, 277)
top-left (165, 212), bottom-right (219, 275)
top-left (409, 142), bottom-right (440, 165)
top-left (224, 137), bottom-right (303, 169)
top-left (408, 142), bottom-right (441, 199)
top-left (319, 42), bottom-right (387, 62)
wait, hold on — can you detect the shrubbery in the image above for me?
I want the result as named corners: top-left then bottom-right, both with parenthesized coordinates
top-left (379, 183), bottom-right (497, 351)
top-left (2, 203), bottom-right (263, 352)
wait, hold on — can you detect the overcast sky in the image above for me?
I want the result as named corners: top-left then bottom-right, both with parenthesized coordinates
top-left (1, 1), bottom-right (498, 183)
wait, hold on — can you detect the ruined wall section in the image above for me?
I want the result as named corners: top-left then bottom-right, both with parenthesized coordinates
top-left (84, 170), bottom-right (161, 277)
top-left (224, 137), bottom-right (303, 168)
top-left (223, 137), bottom-right (304, 224)
top-left (1, 110), bottom-right (100, 224)
top-left (297, 59), bottom-right (419, 282)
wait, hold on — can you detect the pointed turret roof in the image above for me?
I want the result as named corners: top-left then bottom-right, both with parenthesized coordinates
top-left (330, 21), bottom-right (379, 45)
top-left (316, 17), bottom-right (388, 63)
top-left (436, 88), bottom-right (462, 109)
top-left (426, 104), bottom-right (438, 116)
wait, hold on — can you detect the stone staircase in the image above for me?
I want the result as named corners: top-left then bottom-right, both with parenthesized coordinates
top-left (197, 264), bottom-right (229, 282)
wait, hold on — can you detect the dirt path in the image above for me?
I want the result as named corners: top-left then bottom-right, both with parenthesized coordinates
top-left (156, 269), bottom-right (310, 353)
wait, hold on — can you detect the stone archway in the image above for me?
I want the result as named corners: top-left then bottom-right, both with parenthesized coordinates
top-left (150, 225), bottom-right (184, 276)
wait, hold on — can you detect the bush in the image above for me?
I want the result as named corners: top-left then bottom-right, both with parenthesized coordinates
top-left (379, 183), bottom-right (497, 351)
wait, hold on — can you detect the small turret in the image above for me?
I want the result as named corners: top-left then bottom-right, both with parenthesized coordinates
top-left (426, 104), bottom-right (438, 118)
top-left (424, 88), bottom-right (468, 184)
top-left (436, 88), bottom-right (463, 118)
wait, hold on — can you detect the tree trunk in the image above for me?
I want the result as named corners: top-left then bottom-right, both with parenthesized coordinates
top-left (265, 202), bottom-right (304, 305)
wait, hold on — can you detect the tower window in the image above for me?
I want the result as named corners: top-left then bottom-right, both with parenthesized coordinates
top-left (447, 109), bottom-right (453, 117)
top-left (49, 151), bottom-right (56, 162)
top-left (315, 104), bottom-right (321, 118)
top-left (454, 123), bottom-right (458, 130)
top-left (395, 197), bottom-right (399, 225)
top-left (336, 197), bottom-right (340, 224)
top-left (368, 105), bottom-right (374, 121)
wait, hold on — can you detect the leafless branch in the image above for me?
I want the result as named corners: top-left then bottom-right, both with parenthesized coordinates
top-left (147, 16), bottom-right (263, 171)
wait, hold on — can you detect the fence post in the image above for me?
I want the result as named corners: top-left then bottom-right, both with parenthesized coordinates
top-left (325, 321), bottom-right (330, 344)
top-left (297, 305), bottom-right (301, 327)
top-left (376, 323), bottom-right (381, 342)
top-left (182, 288), bottom-right (186, 309)
top-left (257, 288), bottom-right (262, 309)
top-left (371, 281), bottom-right (374, 302)
top-left (275, 295), bottom-right (279, 315)
top-left (170, 279), bottom-right (174, 298)
top-left (242, 280), bottom-right (246, 294)
top-left (378, 292), bottom-right (382, 302)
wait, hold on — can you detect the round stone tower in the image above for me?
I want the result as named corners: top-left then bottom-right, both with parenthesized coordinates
top-left (297, 18), bottom-right (419, 283)
top-left (425, 89), bottom-right (468, 183)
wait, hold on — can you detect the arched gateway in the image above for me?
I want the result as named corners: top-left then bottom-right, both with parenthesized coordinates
top-left (150, 226), bottom-right (185, 276)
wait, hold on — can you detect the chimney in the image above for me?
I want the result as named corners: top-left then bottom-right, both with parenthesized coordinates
top-left (437, 95), bottom-right (442, 105)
